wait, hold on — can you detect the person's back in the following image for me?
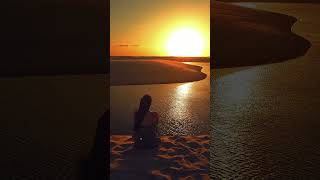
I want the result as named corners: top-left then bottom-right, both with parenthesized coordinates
top-left (132, 95), bottom-right (160, 149)
top-left (141, 111), bottom-right (158, 127)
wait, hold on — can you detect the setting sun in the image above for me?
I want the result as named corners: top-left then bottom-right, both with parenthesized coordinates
top-left (166, 28), bottom-right (204, 57)
top-left (111, 0), bottom-right (209, 57)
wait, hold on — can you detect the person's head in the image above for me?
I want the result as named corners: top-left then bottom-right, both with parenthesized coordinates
top-left (134, 94), bottom-right (152, 131)
top-left (139, 94), bottom-right (152, 112)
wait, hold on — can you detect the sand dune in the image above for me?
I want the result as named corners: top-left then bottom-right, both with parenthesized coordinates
top-left (111, 60), bottom-right (207, 85)
top-left (1, 1), bottom-right (107, 77)
top-left (211, 1), bottom-right (311, 68)
top-left (110, 135), bottom-right (209, 180)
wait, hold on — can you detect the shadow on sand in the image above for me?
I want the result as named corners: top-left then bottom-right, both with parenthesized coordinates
top-left (80, 110), bottom-right (108, 180)
top-left (110, 135), bottom-right (209, 179)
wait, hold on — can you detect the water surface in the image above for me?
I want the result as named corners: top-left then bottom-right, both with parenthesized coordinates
top-left (211, 3), bottom-right (320, 179)
top-left (111, 62), bottom-right (210, 135)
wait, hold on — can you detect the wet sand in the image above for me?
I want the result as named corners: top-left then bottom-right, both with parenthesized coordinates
top-left (110, 135), bottom-right (209, 180)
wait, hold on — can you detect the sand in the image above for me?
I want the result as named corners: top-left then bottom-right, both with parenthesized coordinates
top-left (110, 135), bottom-right (209, 180)
top-left (111, 60), bottom-right (207, 85)
top-left (211, 1), bottom-right (310, 68)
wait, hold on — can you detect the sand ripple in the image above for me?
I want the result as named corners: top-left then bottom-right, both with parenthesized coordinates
top-left (110, 135), bottom-right (209, 180)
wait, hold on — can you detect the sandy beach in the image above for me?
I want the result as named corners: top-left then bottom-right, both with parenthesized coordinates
top-left (110, 135), bottom-right (209, 180)
top-left (111, 60), bottom-right (207, 85)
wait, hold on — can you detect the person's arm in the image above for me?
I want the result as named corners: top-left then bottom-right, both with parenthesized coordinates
top-left (152, 112), bottom-right (159, 124)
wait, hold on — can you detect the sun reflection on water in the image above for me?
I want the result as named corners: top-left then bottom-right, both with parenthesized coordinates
top-left (177, 83), bottom-right (193, 97)
top-left (165, 82), bottom-right (195, 135)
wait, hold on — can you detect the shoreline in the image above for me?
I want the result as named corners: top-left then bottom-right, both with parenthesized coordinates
top-left (211, 1), bottom-right (311, 68)
top-left (111, 56), bottom-right (210, 62)
top-left (110, 135), bottom-right (209, 179)
top-left (111, 60), bottom-right (208, 86)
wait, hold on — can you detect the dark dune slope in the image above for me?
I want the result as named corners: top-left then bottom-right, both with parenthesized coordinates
top-left (1, 1), bottom-right (108, 76)
top-left (211, 1), bottom-right (311, 68)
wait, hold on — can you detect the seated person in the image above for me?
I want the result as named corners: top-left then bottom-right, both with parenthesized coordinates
top-left (132, 94), bottom-right (160, 149)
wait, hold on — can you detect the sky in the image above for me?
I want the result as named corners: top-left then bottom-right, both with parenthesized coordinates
top-left (110, 0), bottom-right (210, 57)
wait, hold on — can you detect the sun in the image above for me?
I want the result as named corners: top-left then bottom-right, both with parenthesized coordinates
top-left (166, 28), bottom-right (204, 57)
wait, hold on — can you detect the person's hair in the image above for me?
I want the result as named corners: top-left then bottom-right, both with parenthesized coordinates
top-left (134, 94), bottom-right (152, 131)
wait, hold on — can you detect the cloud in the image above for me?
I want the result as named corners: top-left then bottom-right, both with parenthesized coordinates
top-left (118, 44), bottom-right (140, 47)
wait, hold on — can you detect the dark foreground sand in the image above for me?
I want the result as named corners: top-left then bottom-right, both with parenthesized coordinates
top-left (211, 1), bottom-right (310, 68)
top-left (111, 60), bottom-right (207, 85)
top-left (110, 135), bottom-right (209, 180)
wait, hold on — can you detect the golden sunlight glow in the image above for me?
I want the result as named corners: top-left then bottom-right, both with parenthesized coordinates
top-left (177, 83), bottom-right (193, 96)
top-left (166, 28), bottom-right (204, 57)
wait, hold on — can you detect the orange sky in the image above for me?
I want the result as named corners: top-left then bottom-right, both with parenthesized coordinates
top-left (110, 0), bottom-right (210, 57)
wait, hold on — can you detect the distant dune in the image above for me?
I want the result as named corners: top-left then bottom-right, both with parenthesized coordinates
top-left (110, 135), bottom-right (209, 180)
top-left (111, 60), bottom-right (207, 85)
top-left (0, 1), bottom-right (107, 77)
top-left (211, 1), bottom-right (311, 68)
top-left (111, 56), bottom-right (210, 62)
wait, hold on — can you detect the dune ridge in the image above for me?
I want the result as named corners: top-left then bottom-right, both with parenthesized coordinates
top-left (211, 1), bottom-right (311, 68)
top-left (111, 56), bottom-right (210, 62)
top-left (110, 135), bottom-right (209, 180)
top-left (111, 60), bottom-right (207, 85)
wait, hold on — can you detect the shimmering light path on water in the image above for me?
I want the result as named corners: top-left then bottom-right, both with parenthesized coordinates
top-left (111, 62), bottom-right (210, 135)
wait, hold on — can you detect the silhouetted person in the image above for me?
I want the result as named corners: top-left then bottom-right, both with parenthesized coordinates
top-left (81, 110), bottom-right (108, 180)
top-left (133, 95), bottom-right (160, 149)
